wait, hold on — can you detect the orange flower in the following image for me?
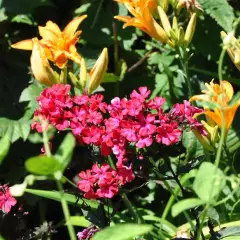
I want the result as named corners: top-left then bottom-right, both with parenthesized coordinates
top-left (114, 0), bottom-right (169, 44)
top-left (190, 80), bottom-right (240, 135)
top-left (12, 15), bottom-right (87, 68)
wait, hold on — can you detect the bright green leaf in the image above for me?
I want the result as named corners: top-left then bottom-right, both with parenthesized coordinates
top-left (102, 73), bottom-right (119, 83)
top-left (92, 224), bottom-right (153, 240)
top-left (66, 216), bottom-right (90, 227)
top-left (54, 133), bottom-right (75, 171)
top-left (172, 198), bottom-right (205, 217)
top-left (25, 156), bottom-right (62, 175)
top-left (0, 133), bottom-right (10, 165)
top-left (193, 162), bottom-right (226, 202)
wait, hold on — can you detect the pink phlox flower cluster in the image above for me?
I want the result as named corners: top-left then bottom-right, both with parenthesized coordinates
top-left (78, 163), bottom-right (134, 199)
top-left (0, 184), bottom-right (17, 213)
top-left (32, 85), bottom-right (206, 199)
top-left (77, 225), bottom-right (99, 240)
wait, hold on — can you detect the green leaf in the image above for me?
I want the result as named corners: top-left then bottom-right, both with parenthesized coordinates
top-left (198, 0), bottom-right (235, 32)
top-left (25, 156), bottom-right (62, 176)
top-left (172, 198), bottom-right (205, 217)
top-left (66, 216), bottom-right (90, 227)
top-left (0, 117), bottom-right (31, 142)
top-left (218, 226), bottom-right (240, 238)
top-left (0, 133), bottom-right (10, 165)
top-left (54, 133), bottom-right (75, 171)
top-left (193, 162), bottom-right (226, 202)
top-left (25, 189), bottom-right (102, 210)
top-left (11, 14), bottom-right (34, 25)
top-left (102, 73), bottom-right (119, 83)
top-left (74, 3), bottom-right (91, 14)
top-left (92, 224), bottom-right (153, 240)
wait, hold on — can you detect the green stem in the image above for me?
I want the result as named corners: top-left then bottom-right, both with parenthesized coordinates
top-left (121, 193), bottom-right (142, 224)
top-left (177, 47), bottom-right (193, 98)
top-left (218, 48), bottom-right (226, 81)
top-left (42, 121), bottom-right (51, 157)
top-left (56, 180), bottom-right (76, 240)
top-left (62, 176), bottom-right (78, 188)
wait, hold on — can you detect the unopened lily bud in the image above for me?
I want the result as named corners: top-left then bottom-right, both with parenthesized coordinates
top-left (201, 120), bottom-right (219, 145)
top-left (178, 26), bottom-right (185, 46)
top-left (31, 38), bottom-right (59, 86)
top-left (184, 13), bottom-right (197, 47)
top-left (157, 6), bottom-right (172, 36)
top-left (158, 0), bottom-right (169, 12)
top-left (176, 0), bottom-right (185, 15)
top-left (80, 57), bottom-right (87, 90)
top-left (221, 31), bottom-right (240, 71)
top-left (192, 129), bottom-right (215, 152)
top-left (88, 48), bottom-right (108, 94)
top-left (172, 16), bottom-right (178, 31)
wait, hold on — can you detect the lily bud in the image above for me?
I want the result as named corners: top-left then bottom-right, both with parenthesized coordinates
top-left (157, 6), bottom-right (172, 36)
top-left (201, 120), bottom-right (219, 145)
top-left (178, 26), bottom-right (185, 46)
top-left (221, 31), bottom-right (240, 71)
top-left (192, 129), bottom-right (215, 152)
top-left (158, 0), bottom-right (169, 12)
top-left (184, 13), bottom-right (197, 47)
top-left (80, 57), bottom-right (88, 90)
top-left (31, 38), bottom-right (59, 86)
top-left (88, 48), bottom-right (108, 94)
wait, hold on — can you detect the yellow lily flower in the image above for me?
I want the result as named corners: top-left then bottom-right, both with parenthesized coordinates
top-left (114, 0), bottom-right (169, 44)
top-left (12, 15), bottom-right (87, 68)
top-left (30, 38), bottom-right (59, 86)
top-left (190, 80), bottom-right (240, 135)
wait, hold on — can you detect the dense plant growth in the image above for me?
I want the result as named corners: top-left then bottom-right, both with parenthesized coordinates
top-left (0, 0), bottom-right (240, 240)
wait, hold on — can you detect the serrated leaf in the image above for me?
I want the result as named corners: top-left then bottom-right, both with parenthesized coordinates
top-left (193, 162), bottom-right (226, 202)
top-left (54, 133), bottom-right (75, 171)
top-left (0, 117), bottom-right (31, 142)
top-left (172, 198), bottom-right (205, 217)
top-left (0, 133), bottom-right (10, 165)
top-left (92, 224), bottom-right (153, 240)
top-left (198, 0), bottom-right (235, 32)
top-left (25, 156), bottom-right (62, 175)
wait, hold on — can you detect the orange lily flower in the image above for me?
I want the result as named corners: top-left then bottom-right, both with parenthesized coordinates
top-left (12, 15), bottom-right (87, 68)
top-left (190, 80), bottom-right (240, 135)
top-left (114, 0), bottom-right (169, 44)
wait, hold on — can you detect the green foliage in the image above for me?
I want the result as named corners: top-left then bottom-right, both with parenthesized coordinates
top-left (198, 0), bottom-right (235, 32)
top-left (66, 216), bottom-right (91, 227)
top-left (92, 224), bottom-right (153, 240)
top-left (25, 156), bottom-right (62, 175)
top-left (193, 162), bottom-right (226, 202)
top-left (0, 133), bottom-right (10, 165)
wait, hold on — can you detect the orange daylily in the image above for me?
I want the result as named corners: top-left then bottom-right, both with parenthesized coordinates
top-left (190, 80), bottom-right (240, 135)
top-left (114, 0), bottom-right (170, 44)
top-left (12, 15), bottom-right (87, 68)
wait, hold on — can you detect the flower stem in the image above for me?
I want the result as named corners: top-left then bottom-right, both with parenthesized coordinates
top-left (56, 180), bottom-right (76, 240)
top-left (218, 48), bottom-right (226, 81)
top-left (121, 192), bottom-right (142, 224)
top-left (177, 47), bottom-right (193, 98)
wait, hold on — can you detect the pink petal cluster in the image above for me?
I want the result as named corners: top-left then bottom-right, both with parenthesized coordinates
top-left (78, 163), bottom-right (134, 199)
top-left (77, 225), bottom-right (99, 240)
top-left (0, 184), bottom-right (17, 213)
top-left (32, 84), bottom-right (205, 199)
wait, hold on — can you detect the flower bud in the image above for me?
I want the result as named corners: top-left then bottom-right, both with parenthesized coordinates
top-left (31, 38), bottom-right (59, 86)
top-left (157, 6), bottom-right (172, 36)
top-left (80, 57), bottom-right (88, 90)
top-left (192, 129), bottom-right (215, 152)
top-left (184, 13), bottom-right (197, 47)
top-left (88, 48), bottom-right (108, 94)
top-left (158, 0), bottom-right (169, 12)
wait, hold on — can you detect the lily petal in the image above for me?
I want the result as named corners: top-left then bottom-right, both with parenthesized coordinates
top-left (11, 39), bottom-right (33, 50)
top-left (63, 15), bottom-right (87, 37)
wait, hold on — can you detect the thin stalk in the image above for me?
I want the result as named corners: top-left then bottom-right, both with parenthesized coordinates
top-left (42, 122), bottom-right (51, 157)
top-left (121, 192), bottom-right (142, 224)
top-left (177, 47), bottom-right (193, 98)
top-left (56, 180), bottom-right (76, 240)
top-left (62, 176), bottom-right (78, 188)
top-left (218, 48), bottom-right (226, 81)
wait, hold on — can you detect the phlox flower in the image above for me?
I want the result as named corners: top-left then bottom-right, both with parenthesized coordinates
top-left (0, 185), bottom-right (17, 213)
